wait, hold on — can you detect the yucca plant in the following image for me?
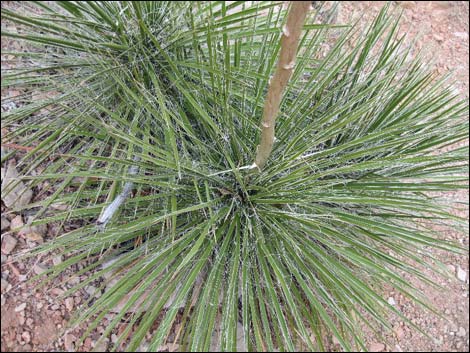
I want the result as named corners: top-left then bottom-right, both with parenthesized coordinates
top-left (1, 1), bottom-right (468, 352)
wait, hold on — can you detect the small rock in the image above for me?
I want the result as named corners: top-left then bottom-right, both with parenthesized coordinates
top-left (10, 215), bottom-right (24, 231)
top-left (65, 297), bottom-right (74, 312)
top-left (1, 164), bottom-right (33, 208)
top-left (447, 264), bottom-right (456, 274)
top-left (26, 318), bottom-right (34, 327)
top-left (25, 232), bottom-right (44, 243)
top-left (68, 276), bottom-right (80, 285)
top-left (18, 311), bottom-right (26, 326)
top-left (1, 234), bottom-right (18, 254)
top-left (433, 34), bottom-right (444, 42)
top-left (33, 263), bottom-right (48, 275)
top-left (457, 267), bottom-right (467, 282)
top-left (51, 203), bottom-right (69, 211)
top-left (93, 338), bottom-right (109, 352)
top-left (85, 285), bottom-right (97, 296)
top-left (394, 326), bottom-right (404, 339)
top-left (14, 303), bottom-right (27, 312)
top-left (111, 334), bottom-right (118, 344)
top-left (454, 32), bottom-right (469, 40)
top-left (1, 278), bottom-right (9, 293)
top-left (64, 333), bottom-right (76, 352)
top-left (83, 337), bottom-right (93, 351)
top-left (450, 322), bottom-right (459, 332)
top-left (21, 331), bottom-right (31, 344)
top-left (53, 255), bottom-right (63, 266)
top-left (19, 217), bottom-right (47, 240)
top-left (1, 216), bottom-right (10, 231)
top-left (433, 335), bottom-right (443, 345)
top-left (369, 342), bottom-right (385, 352)
top-left (387, 297), bottom-right (396, 306)
top-left (457, 327), bottom-right (466, 337)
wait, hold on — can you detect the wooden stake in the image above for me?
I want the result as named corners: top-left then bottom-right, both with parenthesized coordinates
top-left (253, 1), bottom-right (311, 170)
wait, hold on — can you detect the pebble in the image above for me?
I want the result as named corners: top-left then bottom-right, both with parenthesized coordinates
top-left (387, 297), bottom-right (396, 305)
top-left (51, 203), bottom-right (69, 211)
top-left (68, 276), bottom-right (80, 285)
top-left (433, 34), bottom-right (444, 42)
top-left (93, 337), bottom-right (109, 352)
top-left (1, 234), bottom-right (18, 254)
top-left (33, 263), bottom-right (48, 275)
top-left (51, 287), bottom-right (65, 296)
top-left (19, 216), bottom-right (47, 240)
top-left (26, 317), bottom-right (34, 327)
top-left (369, 342), bottom-right (385, 352)
top-left (1, 216), bottom-right (10, 231)
top-left (394, 326), bottom-right (404, 339)
top-left (1, 278), bottom-right (9, 293)
top-left (1, 164), bottom-right (33, 208)
top-left (64, 333), bottom-right (76, 352)
top-left (21, 331), bottom-right (31, 344)
top-left (457, 327), bottom-right (466, 337)
top-left (25, 232), bottom-right (44, 243)
top-left (447, 264), bottom-right (456, 274)
top-left (456, 267), bottom-right (467, 282)
top-left (65, 297), bottom-right (74, 311)
top-left (85, 285), bottom-right (97, 296)
top-left (14, 303), bottom-right (27, 312)
top-left (434, 335), bottom-right (443, 345)
top-left (10, 215), bottom-right (24, 231)
top-left (53, 255), bottom-right (63, 266)
top-left (453, 31), bottom-right (469, 40)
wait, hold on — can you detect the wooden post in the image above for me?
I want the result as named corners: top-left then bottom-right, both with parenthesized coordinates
top-left (253, 1), bottom-right (311, 170)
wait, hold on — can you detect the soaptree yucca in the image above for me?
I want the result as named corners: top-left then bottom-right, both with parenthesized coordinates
top-left (1, 1), bottom-right (468, 351)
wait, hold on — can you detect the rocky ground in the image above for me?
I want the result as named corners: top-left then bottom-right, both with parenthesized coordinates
top-left (1, 1), bottom-right (469, 352)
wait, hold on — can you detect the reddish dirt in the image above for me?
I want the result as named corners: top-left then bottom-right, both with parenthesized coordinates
top-left (1, 1), bottom-right (469, 352)
top-left (336, 1), bottom-right (469, 352)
